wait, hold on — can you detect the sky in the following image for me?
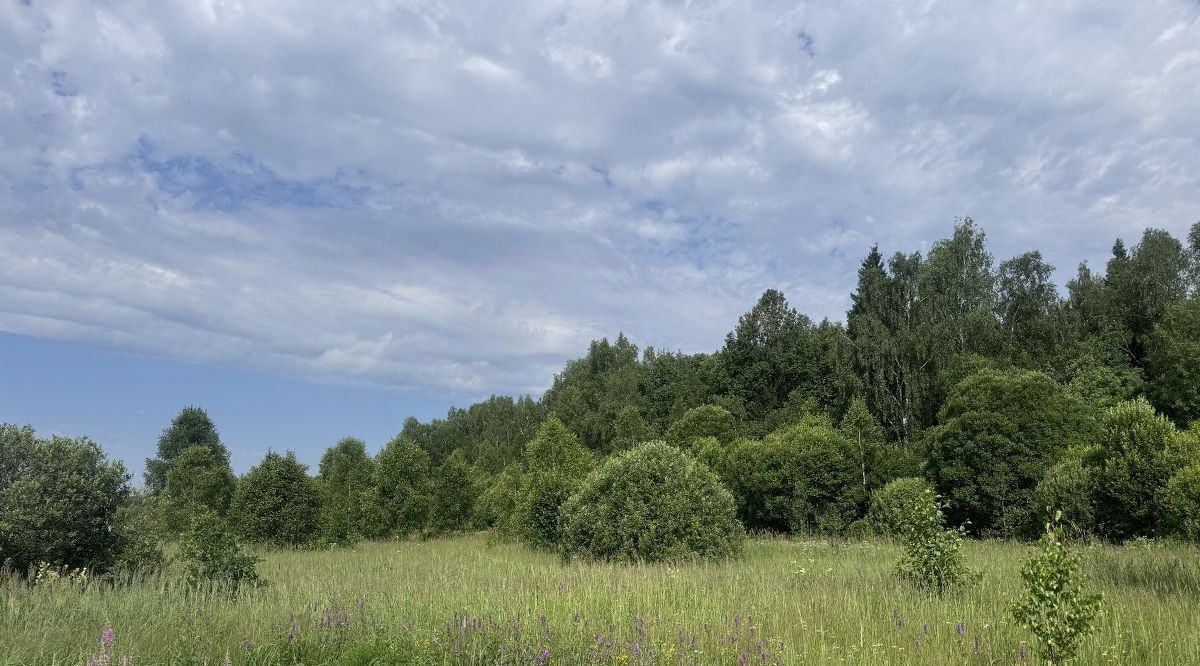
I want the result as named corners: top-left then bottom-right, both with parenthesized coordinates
top-left (2, 0), bottom-right (1198, 480)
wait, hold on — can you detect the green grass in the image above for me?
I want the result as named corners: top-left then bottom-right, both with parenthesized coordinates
top-left (3, 535), bottom-right (1198, 664)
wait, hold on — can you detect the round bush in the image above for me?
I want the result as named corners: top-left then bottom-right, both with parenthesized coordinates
top-left (868, 477), bottom-right (935, 537)
top-left (558, 442), bottom-right (745, 563)
top-left (1163, 463), bottom-right (1200, 542)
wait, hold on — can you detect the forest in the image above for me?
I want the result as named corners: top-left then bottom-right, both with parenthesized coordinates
top-left (3, 218), bottom-right (1200, 664)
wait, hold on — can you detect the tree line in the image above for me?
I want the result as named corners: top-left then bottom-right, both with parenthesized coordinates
top-left (3, 218), bottom-right (1199, 577)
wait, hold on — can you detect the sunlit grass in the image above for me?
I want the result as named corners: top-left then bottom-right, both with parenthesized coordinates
top-left (3, 535), bottom-right (1198, 664)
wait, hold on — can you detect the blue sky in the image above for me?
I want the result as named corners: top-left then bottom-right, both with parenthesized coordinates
top-left (1, 1), bottom-right (1198, 478)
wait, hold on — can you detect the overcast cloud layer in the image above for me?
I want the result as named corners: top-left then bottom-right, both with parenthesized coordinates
top-left (2, 0), bottom-right (1198, 398)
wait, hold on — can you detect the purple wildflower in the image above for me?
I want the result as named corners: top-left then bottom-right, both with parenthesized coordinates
top-left (535, 646), bottom-right (551, 665)
top-left (737, 652), bottom-right (748, 666)
top-left (922, 623), bottom-right (928, 635)
top-left (955, 621), bottom-right (966, 637)
top-left (915, 639), bottom-right (921, 649)
top-left (101, 627), bottom-right (115, 648)
top-left (222, 658), bottom-right (232, 666)
top-left (1020, 644), bottom-right (1027, 660)
top-left (244, 639), bottom-right (253, 653)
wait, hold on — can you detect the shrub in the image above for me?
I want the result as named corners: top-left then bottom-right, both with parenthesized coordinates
top-left (559, 442), bottom-right (745, 563)
top-left (0, 425), bottom-right (131, 575)
top-left (1091, 398), bottom-right (1181, 540)
top-left (925, 368), bottom-right (1098, 538)
top-left (229, 451), bottom-right (321, 547)
top-left (1030, 455), bottom-right (1096, 539)
top-left (1011, 513), bottom-right (1103, 663)
top-left (868, 477), bottom-right (935, 538)
top-left (665, 404), bottom-right (736, 450)
top-left (894, 487), bottom-right (970, 595)
top-left (1163, 463), bottom-right (1200, 542)
top-left (472, 464), bottom-right (525, 532)
top-left (176, 513), bottom-right (262, 590)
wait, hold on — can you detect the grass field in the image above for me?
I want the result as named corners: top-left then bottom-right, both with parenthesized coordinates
top-left (3, 535), bottom-right (1199, 665)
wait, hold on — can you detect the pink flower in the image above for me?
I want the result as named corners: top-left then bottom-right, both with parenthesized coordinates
top-left (101, 627), bottom-right (115, 648)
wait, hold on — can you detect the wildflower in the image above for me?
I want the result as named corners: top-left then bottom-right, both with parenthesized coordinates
top-left (244, 639), bottom-right (253, 653)
top-left (915, 639), bottom-right (921, 649)
top-left (922, 623), bottom-right (928, 635)
top-left (974, 635), bottom-right (981, 653)
top-left (222, 657), bottom-right (232, 666)
top-left (535, 646), bottom-right (551, 665)
top-left (1020, 644), bottom-right (1027, 660)
top-left (955, 621), bottom-right (966, 637)
top-left (101, 627), bottom-right (115, 648)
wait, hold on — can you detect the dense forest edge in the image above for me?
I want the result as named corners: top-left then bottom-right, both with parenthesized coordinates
top-left (4, 217), bottom-right (1200, 580)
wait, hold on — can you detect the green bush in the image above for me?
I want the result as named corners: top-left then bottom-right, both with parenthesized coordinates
top-left (665, 404), bottom-right (736, 450)
top-left (1163, 463), bottom-right (1200, 542)
top-left (559, 442), bottom-right (745, 563)
top-left (893, 487), bottom-right (970, 595)
top-left (1011, 513), bottom-right (1103, 663)
top-left (868, 477), bottom-right (935, 538)
top-left (176, 513), bottom-right (262, 590)
top-left (1030, 455), bottom-right (1096, 538)
top-left (1091, 398), bottom-right (1182, 540)
top-left (229, 451), bottom-right (321, 547)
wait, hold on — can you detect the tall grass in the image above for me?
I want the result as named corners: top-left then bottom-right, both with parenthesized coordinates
top-left (2, 535), bottom-right (1198, 664)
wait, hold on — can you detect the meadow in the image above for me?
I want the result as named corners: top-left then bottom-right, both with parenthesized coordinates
top-left (3, 535), bottom-right (1199, 665)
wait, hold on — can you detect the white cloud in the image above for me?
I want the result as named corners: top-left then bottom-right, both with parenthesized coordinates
top-left (1, 0), bottom-right (1198, 399)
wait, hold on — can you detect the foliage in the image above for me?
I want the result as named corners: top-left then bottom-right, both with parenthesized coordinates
top-left (515, 415), bottom-right (594, 549)
top-left (664, 404), bottom-right (736, 451)
top-left (1162, 463), bottom-right (1200, 542)
top-left (229, 451), bottom-right (321, 547)
top-left (559, 442), bottom-right (744, 562)
top-left (894, 487), bottom-right (970, 595)
top-left (0, 425), bottom-right (131, 575)
top-left (1146, 297), bottom-right (1200, 426)
top-left (867, 477), bottom-right (935, 538)
top-left (426, 450), bottom-right (477, 535)
top-left (110, 494), bottom-right (167, 577)
top-left (316, 437), bottom-right (376, 546)
top-left (367, 436), bottom-right (431, 539)
top-left (925, 368), bottom-right (1096, 537)
top-left (1030, 455), bottom-right (1097, 539)
top-left (176, 513), bottom-right (262, 590)
top-left (163, 445), bottom-right (236, 532)
top-left (1011, 513), bottom-right (1103, 663)
top-left (472, 464), bottom-right (525, 532)
top-left (1090, 398), bottom-right (1181, 540)
top-left (145, 406), bottom-right (227, 494)
top-left (715, 417), bottom-right (863, 534)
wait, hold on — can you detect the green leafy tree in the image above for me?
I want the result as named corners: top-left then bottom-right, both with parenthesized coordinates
top-left (541, 334), bottom-right (642, 451)
top-left (1146, 297), bottom-right (1200, 426)
top-left (145, 406), bottom-right (227, 494)
top-left (516, 415), bottom-right (594, 548)
top-left (996, 250), bottom-right (1061, 366)
top-left (559, 442), bottom-right (745, 563)
top-left (925, 368), bottom-right (1096, 537)
top-left (163, 445), bottom-right (236, 532)
top-left (426, 450), bottom-right (477, 535)
top-left (228, 451), bottom-right (320, 547)
top-left (665, 404), bottom-right (736, 451)
top-left (611, 404), bottom-right (653, 451)
top-left (367, 436), bottom-right (431, 539)
top-left (0, 425), bottom-right (130, 575)
top-left (719, 289), bottom-right (818, 421)
top-left (472, 464), bottom-right (525, 532)
top-left (1104, 228), bottom-right (1189, 367)
top-left (1090, 398), bottom-right (1182, 540)
top-left (1011, 513), bottom-right (1103, 663)
top-left (838, 396), bottom-right (919, 492)
top-left (316, 437), bottom-right (376, 545)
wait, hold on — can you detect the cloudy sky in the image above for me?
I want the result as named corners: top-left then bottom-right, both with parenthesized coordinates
top-left (2, 0), bottom-right (1198, 475)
